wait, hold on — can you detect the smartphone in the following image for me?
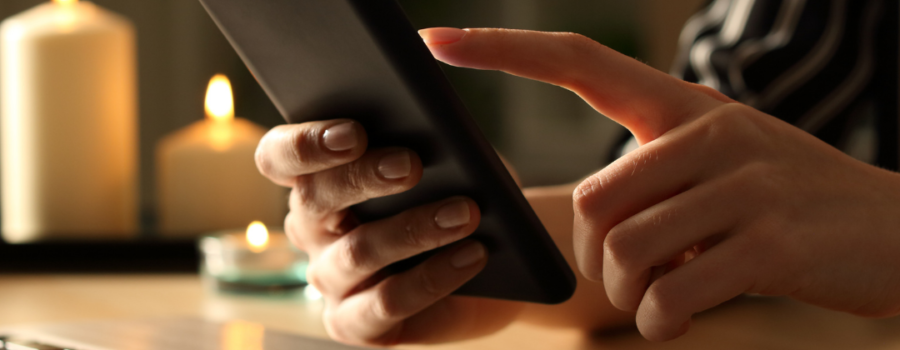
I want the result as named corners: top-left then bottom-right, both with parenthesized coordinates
top-left (199, 0), bottom-right (576, 304)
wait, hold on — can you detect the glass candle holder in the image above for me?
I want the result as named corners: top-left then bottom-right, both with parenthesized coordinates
top-left (199, 222), bottom-right (308, 292)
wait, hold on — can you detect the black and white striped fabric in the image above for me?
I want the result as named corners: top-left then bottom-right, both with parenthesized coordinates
top-left (619, 0), bottom-right (899, 171)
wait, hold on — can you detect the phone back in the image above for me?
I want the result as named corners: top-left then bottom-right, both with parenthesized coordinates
top-left (199, 0), bottom-right (576, 304)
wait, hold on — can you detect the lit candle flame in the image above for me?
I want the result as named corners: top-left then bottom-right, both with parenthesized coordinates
top-left (52, 0), bottom-right (79, 5)
top-left (205, 74), bottom-right (235, 122)
top-left (246, 221), bottom-right (269, 253)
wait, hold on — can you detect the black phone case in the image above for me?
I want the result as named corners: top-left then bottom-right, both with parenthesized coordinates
top-left (199, 0), bottom-right (576, 304)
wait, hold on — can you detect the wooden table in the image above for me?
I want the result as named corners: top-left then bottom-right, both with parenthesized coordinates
top-left (2, 275), bottom-right (900, 349)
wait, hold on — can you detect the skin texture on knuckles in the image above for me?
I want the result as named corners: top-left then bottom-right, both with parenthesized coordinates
top-left (255, 120), bottom-right (369, 187)
top-left (306, 197), bottom-right (482, 301)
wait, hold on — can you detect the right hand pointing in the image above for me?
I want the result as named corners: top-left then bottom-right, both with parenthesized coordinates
top-left (422, 27), bottom-right (900, 342)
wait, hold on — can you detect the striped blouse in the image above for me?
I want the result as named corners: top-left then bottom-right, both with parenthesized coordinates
top-left (625, 0), bottom-right (899, 171)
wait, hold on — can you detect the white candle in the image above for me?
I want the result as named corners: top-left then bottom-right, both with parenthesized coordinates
top-left (0, 0), bottom-right (138, 243)
top-left (157, 75), bottom-right (286, 236)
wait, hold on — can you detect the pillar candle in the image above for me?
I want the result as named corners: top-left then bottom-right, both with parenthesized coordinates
top-left (157, 75), bottom-right (286, 236)
top-left (0, 0), bottom-right (138, 243)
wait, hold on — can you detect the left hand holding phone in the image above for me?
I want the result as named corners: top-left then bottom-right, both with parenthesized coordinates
top-left (255, 119), bottom-right (522, 346)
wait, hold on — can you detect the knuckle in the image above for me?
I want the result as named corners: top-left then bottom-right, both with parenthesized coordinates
top-left (305, 266), bottom-right (326, 293)
top-left (288, 127), bottom-right (315, 165)
top-left (560, 32), bottom-right (600, 51)
top-left (254, 141), bottom-right (274, 178)
top-left (700, 103), bottom-right (761, 149)
top-left (644, 281), bottom-right (680, 323)
top-left (556, 32), bottom-right (604, 86)
top-left (701, 110), bottom-right (739, 145)
top-left (603, 224), bottom-right (639, 272)
top-left (416, 266), bottom-right (442, 299)
top-left (574, 160), bottom-right (630, 211)
top-left (283, 212), bottom-right (306, 251)
top-left (337, 234), bottom-right (374, 272)
top-left (573, 177), bottom-right (595, 203)
top-left (370, 286), bottom-right (402, 321)
top-left (283, 211), bottom-right (297, 235)
top-left (691, 82), bottom-right (728, 100)
top-left (576, 256), bottom-right (602, 282)
top-left (338, 161), bottom-right (369, 196)
top-left (573, 175), bottom-right (604, 213)
top-left (322, 310), bottom-right (352, 344)
top-left (401, 221), bottom-right (428, 250)
top-left (292, 175), bottom-right (321, 212)
top-left (399, 211), bottom-right (439, 251)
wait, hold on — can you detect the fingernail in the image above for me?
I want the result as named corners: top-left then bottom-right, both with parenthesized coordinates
top-left (323, 122), bottom-right (357, 151)
top-left (378, 151), bottom-right (411, 179)
top-left (419, 27), bottom-right (467, 45)
top-left (435, 200), bottom-right (470, 229)
top-left (451, 242), bottom-right (485, 269)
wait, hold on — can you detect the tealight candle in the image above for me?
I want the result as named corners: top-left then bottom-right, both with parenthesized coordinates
top-left (200, 221), bottom-right (309, 291)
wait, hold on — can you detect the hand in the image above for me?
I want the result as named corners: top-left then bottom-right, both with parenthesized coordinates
top-left (421, 27), bottom-right (900, 341)
top-left (255, 120), bottom-right (521, 346)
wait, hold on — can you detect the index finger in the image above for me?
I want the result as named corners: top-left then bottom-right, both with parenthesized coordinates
top-left (255, 119), bottom-right (368, 187)
top-left (419, 28), bottom-right (732, 144)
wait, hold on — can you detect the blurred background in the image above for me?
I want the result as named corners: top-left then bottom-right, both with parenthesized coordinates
top-left (0, 0), bottom-right (706, 244)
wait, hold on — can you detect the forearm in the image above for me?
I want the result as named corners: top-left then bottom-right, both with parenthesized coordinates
top-left (518, 182), bottom-right (634, 330)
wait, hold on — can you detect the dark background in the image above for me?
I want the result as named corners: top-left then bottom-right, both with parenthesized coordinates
top-left (0, 0), bottom-right (705, 241)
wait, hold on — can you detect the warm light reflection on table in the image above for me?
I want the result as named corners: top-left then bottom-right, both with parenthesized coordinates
top-left (223, 320), bottom-right (265, 350)
top-left (2, 275), bottom-right (900, 350)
